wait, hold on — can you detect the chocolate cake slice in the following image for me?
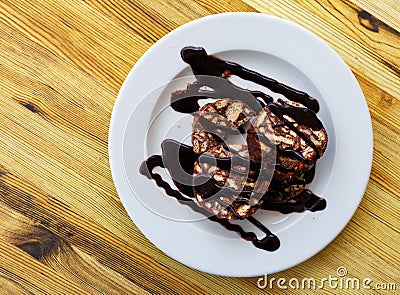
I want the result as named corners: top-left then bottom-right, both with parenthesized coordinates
top-left (192, 98), bottom-right (255, 154)
top-left (193, 144), bottom-right (274, 220)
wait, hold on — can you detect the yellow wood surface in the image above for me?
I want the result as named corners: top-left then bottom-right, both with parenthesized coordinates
top-left (0, 0), bottom-right (399, 294)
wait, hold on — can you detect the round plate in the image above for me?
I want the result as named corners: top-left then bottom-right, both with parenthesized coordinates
top-left (109, 12), bottom-right (373, 277)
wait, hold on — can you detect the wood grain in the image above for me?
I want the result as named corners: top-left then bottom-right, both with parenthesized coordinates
top-left (243, 0), bottom-right (399, 99)
top-left (0, 239), bottom-right (90, 294)
top-left (0, 204), bottom-right (148, 295)
top-left (350, 0), bottom-right (400, 32)
top-left (0, 0), bottom-right (399, 294)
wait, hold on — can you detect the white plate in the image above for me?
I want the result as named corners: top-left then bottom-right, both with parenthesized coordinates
top-left (109, 13), bottom-right (373, 277)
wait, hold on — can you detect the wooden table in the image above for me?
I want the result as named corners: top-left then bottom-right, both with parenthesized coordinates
top-left (0, 0), bottom-right (398, 294)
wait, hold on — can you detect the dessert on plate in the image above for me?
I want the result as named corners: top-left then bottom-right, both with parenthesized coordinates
top-left (140, 47), bottom-right (328, 251)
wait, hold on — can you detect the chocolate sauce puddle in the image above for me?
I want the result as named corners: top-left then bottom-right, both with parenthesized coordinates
top-left (139, 47), bottom-right (327, 252)
top-left (261, 189), bottom-right (327, 214)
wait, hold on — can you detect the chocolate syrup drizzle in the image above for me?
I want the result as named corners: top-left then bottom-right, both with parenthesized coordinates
top-left (139, 139), bottom-right (280, 250)
top-left (140, 47), bottom-right (327, 251)
top-left (176, 46), bottom-right (320, 113)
